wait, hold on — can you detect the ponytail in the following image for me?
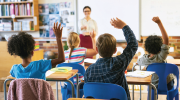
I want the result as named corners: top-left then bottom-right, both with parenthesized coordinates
top-left (68, 46), bottom-right (75, 63)
top-left (67, 32), bottom-right (80, 63)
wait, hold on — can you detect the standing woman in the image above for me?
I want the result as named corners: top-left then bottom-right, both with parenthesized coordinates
top-left (79, 6), bottom-right (98, 58)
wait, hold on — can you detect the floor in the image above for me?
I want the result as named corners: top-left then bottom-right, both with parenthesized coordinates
top-left (0, 85), bottom-right (180, 100)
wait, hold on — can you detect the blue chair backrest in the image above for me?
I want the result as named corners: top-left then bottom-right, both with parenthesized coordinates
top-left (83, 82), bottom-right (128, 100)
top-left (147, 63), bottom-right (179, 92)
top-left (57, 63), bottom-right (86, 83)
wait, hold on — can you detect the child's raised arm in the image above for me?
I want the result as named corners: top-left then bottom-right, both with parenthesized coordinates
top-left (51, 22), bottom-right (65, 67)
top-left (110, 18), bottom-right (138, 71)
top-left (152, 17), bottom-right (169, 45)
top-left (86, 30), bottom-right (97, 57)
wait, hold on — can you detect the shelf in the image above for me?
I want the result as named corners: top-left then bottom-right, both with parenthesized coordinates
top-left (0, 16), bottom-right (34, 18)
top-left (0, 30), bottom-right (37, 32)
top-left (0, 1), bottom-right (33, 4)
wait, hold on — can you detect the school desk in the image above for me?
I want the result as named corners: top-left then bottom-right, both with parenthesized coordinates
top-left (77, 75), bottom-right (157, 100)
top-left (167, 59), bottom-right (180, 66)
top-left (3, 69), bottom-right (79, 100)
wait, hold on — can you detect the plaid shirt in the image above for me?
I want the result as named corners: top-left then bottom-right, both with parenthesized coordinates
top-left (84, 25), bottom-right (138, 100)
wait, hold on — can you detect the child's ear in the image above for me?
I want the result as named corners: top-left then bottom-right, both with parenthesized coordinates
top-left (113, 48), bottom-right (117, 54)
top-left (96, 47), bottom-right (99, 53)
top-left (31, 51), bottom-right (34, 56)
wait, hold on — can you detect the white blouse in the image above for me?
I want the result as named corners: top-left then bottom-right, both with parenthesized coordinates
top-left (79, 18), bottom-right (98, 34)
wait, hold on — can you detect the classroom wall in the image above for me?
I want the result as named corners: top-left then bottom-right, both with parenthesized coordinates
top-left (0, 0), bottom-right (75, 38)
top-left (38, 36), bottom-right (180, 70)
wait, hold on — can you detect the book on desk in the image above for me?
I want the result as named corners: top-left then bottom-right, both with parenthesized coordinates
top-left (126, 71), bottom-right (155, 78)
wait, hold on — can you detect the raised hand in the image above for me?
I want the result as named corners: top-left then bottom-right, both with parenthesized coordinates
top-left (152, 16), bottom-right (161, 24)
top-left (90, 30), bottom-right (96, 38)
top-left (110, 17), bottom-right (127, 29)
top-left (53, 22), bottom-right (63, 39)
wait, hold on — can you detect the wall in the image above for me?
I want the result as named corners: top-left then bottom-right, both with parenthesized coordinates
top-left (39, 36), bottom-right (180, 70)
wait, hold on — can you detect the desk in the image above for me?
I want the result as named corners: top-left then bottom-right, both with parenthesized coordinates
top-left (4, 70), bottom-right (79, 100)
top-left (77, 75), bottom-right (157, 100)
top-left (167, 59), bottom-right (180, 66)
top-left (126, 75), bottom-right (157, 100)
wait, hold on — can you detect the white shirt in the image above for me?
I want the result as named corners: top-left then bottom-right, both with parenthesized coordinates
top-left (79, 18), bottom-right (98, 34)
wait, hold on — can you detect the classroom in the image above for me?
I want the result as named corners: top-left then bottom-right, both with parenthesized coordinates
top-left (0, 0), bottom-right (180, 100)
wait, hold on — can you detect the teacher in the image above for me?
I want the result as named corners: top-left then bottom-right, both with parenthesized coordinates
top-left (79, 6), bottom-right (98, 58)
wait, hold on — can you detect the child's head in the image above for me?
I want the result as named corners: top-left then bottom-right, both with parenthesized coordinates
top-left (145, 35), bottom-right (163, 54)
top-left (8, 32), bottom-right (35, 59)
top-left (67, 32), bottom-right (80, 60)
top-left (96, 33), bottom-right (117, 58)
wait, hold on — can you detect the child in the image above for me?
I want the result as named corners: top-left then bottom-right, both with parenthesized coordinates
top-left (65, 31), bottom-right (97, 66)
top-left (8, 22), bottom-right (65, 80)
top-left (137, 17), bottom-right (174, 90)
top-left (84, 18), bottom-right (138, 100)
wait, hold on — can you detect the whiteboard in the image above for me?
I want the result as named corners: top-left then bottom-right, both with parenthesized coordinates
top-left (141, 0), bottom-right (180, 36)
top-left (77, 0), bottom-right (140, 41)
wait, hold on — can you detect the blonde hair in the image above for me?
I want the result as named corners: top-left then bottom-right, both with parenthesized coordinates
top-left (67, 32), bottom-right (80, 62)
top-left (96, 33), bottom-right (116, 58)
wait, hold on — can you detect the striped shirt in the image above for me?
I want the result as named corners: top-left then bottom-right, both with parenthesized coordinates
top-left (65, 47), bottom-right (87, 66)
top-left (65, 47), bottom-right (87, 83)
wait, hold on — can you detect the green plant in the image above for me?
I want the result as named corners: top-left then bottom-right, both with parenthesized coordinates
top-left (63, 41), bottom-right (69, 50)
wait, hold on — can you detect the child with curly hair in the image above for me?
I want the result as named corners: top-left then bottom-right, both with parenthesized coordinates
top-left (8, 23), bottom-right (65, 80)
top-left (137, 17), bottom-right (174, 90)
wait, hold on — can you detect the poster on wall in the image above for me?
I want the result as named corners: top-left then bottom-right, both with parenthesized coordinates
top-left (38, 2), bottom-right (75, 38)
top-left (39, 27), bottom-right (49, 37)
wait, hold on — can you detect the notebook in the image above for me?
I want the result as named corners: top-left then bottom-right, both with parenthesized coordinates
top-left (50, 67), bottom-right (72, 72)
top-left (126, 71), bottom-right (155, 78)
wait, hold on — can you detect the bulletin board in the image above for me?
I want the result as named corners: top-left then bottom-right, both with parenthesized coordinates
top-left (38, 0), bottom-right (77, 38)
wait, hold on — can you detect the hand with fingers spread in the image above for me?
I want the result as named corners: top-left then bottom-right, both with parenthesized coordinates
top-left (110, 17), bottom-right (127, 29)
top-left (152, 16), bottom-right (161, 24)
top-left (90, 30), bottom-right (96, 39)
top-left (51, 22), bottom-right (65, 67)
top-left (53, 22), bottom-right (63, 39)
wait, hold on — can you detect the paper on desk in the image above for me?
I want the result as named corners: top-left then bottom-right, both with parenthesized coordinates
top-left (126, 71), bottom-right (155, 78)
top-left (84, 58), bottom-right (96, 63)
top-left (46, 70), bottom-right (55, 77)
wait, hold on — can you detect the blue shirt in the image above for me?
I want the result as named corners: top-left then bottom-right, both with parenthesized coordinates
top-left (10, 60), bottom-right (52, 80)
top-left (84, 25), bottom-right (138, 100)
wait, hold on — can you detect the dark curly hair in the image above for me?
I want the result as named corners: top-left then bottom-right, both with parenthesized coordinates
top-left (145, 35), bottom-right (163, 54)
top-left (8, 32), bottom-right (35, 59)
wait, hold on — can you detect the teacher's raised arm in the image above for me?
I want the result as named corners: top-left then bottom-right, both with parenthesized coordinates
top-left (79, 6), bottom-right (98, 58)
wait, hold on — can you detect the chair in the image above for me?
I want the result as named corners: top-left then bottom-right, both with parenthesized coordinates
top-left (57, 63), bottom-right (85, 100)
top-left (146, 63), bottom-right (179, 100)
top-left (7, 78), bottom-right (55, 100)
top-left (83, 82), bottom-right (128, 100)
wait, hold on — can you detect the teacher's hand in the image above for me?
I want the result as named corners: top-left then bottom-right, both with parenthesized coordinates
top-left (81, 26), bottom-right (87, 30)
top-left (90, 30), bottom-right (96, 39)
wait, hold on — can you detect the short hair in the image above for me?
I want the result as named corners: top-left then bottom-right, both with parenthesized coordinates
top-left (96, 33), bottom-right (116, 58)
top-left (83, 6), bottom-right (91, 12)
top-left (8, 32), bottom-right (35, 59)
top-left (145, 35), bottom-right (163, 54)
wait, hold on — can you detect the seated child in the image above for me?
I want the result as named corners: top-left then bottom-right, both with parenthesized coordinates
top-left (8, 23), bottom-right (65, 80)
top-left (137, 17), bottom-right (174, 90)
top-left (64, 31), bottom-right (97, 66)
top-left (84, 18), bottom-right (138, 100)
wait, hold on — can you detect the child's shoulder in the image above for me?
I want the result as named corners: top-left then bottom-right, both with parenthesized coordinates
top-left (31, 60), bottom-right (51, 64)
top-left (73, 47), bottom-right (87, 52)
top-left (12, 64), bottom-right (21, 68)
